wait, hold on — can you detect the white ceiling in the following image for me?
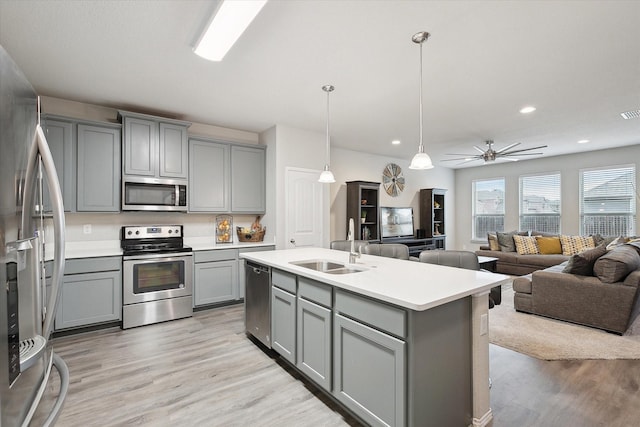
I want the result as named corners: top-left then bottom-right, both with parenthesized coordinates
top-left (1, 0), bottom-right (639, 168)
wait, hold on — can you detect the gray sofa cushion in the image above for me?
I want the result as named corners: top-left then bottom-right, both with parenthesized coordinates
top-left (497, 230), bottom-right (517, 252)
top-left (562, 244), bottom-right (607, 276)
top-left (593, 245), bottom-right (640, 283)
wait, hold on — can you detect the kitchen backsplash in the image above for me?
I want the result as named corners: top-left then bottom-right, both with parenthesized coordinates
top-left (41, 213), bottom-right (271, 244)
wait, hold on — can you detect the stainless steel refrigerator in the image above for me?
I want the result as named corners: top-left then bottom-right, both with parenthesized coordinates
top-left (1, 45), bottom-right (69, 426)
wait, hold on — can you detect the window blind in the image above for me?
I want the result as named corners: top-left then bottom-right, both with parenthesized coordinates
top-left (519, 173), bottom-right (561, 233)
top-left (472, 178), bottom-right (505, 240)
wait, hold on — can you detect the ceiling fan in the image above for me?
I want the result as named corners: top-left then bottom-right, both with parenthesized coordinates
top-left (442, 140), bottom-right (547, 165)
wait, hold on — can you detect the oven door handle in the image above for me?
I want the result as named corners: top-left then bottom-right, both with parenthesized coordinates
top-left (123, 252), bottom-right (193, 261)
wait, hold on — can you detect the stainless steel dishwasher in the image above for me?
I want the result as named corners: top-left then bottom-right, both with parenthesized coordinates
top-left (245, 261), bottom-right (271, 348)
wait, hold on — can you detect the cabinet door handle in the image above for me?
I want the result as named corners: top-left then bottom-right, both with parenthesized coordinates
top-left (290, 238), bottom-right (296, 247)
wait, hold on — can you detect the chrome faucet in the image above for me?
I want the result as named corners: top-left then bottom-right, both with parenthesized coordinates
top-left (348, 218), bottom-right (360, 264)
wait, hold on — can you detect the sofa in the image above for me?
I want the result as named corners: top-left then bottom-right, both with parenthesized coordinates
top-left (512, 243), bottom-right (640, 334)
top-left (475, 231), bottom-right (608, 275)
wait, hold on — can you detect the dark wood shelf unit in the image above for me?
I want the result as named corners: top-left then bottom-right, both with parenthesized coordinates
top-left (381, 236), bottom-right (444, 256)
top-left (419, 188), bottom-right (446, 250)
top-left (346, 181), bottom-right (380, 241)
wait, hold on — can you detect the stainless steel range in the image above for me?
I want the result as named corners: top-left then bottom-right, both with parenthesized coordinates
top-left (121, 225), bottom-right (193, 329)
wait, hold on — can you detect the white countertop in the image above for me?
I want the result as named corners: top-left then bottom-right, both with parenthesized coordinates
top-left (45, 238), bottom-right (274, 260)
top-left (240, 247), bottom-right (511, 312)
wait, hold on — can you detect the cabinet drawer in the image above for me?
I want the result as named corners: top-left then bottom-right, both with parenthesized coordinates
top-left (298, 277), bottom-right (332, 308)
top-left (194, 249), bottom-right (237, 263)
top-left (335, 289), bottom-right (406, 339)
top-left (272, 269), bottom-right (296, 294)
top-left (65, 256), bottom-right (121, 275)
top-left (238, 245), bottom-right (274, 254)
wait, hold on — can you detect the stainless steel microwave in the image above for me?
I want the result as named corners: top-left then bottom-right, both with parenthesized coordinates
top-left (122, 177), bottom-right (187, 211)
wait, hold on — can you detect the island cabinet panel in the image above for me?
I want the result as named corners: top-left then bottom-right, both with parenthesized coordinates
top-left (188, 139), bottom-right (229, 212)
top-left (55, 257), bottom-right (122, 331)
top-left (296, 277), bottom-right (332, 391)
top-left (76, 124), bottom-right (121, 212)
top-left (333, 312), bottom-right (405, 427)
top-left (271, 285), bottom-right (296, 364)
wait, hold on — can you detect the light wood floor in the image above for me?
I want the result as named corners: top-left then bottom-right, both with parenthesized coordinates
top-left (33, 304), bottom-right (640, 427)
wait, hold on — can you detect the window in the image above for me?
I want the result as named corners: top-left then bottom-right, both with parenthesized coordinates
top-left (472, 178), bottom-right (505, 241)
top-left (519, 173), bottom-right (561, 233)
top-left (580, 165), bottom-right (636, 236)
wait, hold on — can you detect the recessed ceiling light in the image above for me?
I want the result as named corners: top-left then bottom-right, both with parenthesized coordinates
top-left (578, 139), bottom-right (589, 144)
top-left (392, 140), bottom-right (401, 145)
top-left (193, 0), bottom-right (268, 62)
top-left (519, 106), bottom-right (536, 114)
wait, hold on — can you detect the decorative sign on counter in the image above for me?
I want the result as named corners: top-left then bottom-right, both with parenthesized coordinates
top-left (216, 215), bottom-right (233, 243)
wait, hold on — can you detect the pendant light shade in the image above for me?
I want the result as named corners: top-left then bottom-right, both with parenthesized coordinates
top-left (408, 31), bottom-right (434, 170)
top-left (319, 84), bottom-right (336, 183)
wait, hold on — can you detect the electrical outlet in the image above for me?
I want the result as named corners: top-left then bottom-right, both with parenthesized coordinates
top-left (83, 224), bottom-right (92, 234)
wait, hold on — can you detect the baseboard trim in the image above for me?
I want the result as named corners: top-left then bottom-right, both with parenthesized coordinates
top-left (471, 408), bottom-right (493, 427)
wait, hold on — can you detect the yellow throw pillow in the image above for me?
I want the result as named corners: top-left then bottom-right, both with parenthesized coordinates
top-left (513, 235), bottom-right (540, 255)
top-left (560, 235), bottom-right (595, 256)
top-left (536, 236), bottom-right (562, 254)
top-left (487, 233), bottom-right (500, 251)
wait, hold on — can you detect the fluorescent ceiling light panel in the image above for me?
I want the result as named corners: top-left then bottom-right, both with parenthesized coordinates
top-left (194, 0), bottom-right (267, 61)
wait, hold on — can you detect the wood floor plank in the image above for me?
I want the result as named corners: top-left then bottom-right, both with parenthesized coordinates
top-left (30, 304), bottom-right (640, 426)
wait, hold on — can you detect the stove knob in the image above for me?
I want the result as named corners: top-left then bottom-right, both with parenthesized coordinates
top-left (127, 230), bottom-right (132, 235)
top-left (168, 229), bottom-right (172, 234)
top-left (135, 230), bottom-right (140, 235)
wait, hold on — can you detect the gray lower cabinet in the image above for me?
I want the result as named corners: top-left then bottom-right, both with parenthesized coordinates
top-left (333, 313), bottom-right (405, 427)
top-left (55, 257), bottom-right (122, 330)
top-left (271, 286), bottom-right (296, 364)
top-left (76, 123), bottom-right (121, 211)
top-left (297, 297), bottom-right (332, 391)
top-left (193, 249), bottom-right (238, 307)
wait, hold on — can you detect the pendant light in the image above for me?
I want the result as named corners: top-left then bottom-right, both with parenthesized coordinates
top-left (318, 84), bottom-right (336, 183)
top-left (408, 31), bottom-right (434, 170)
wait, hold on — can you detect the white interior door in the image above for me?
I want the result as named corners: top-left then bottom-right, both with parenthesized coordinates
top-left (285, 167), bottom-right (325, 248)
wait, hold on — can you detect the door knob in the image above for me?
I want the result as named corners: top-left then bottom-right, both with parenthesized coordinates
top-left (289, 238), bottom-right (296, 247)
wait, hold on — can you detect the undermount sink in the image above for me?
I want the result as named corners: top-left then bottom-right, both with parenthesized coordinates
top-left (290, 259), bottom-right (366, 274)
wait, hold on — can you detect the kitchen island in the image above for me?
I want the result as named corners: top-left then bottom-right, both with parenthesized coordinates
top-left (240, 247), bottom-right (510, 427)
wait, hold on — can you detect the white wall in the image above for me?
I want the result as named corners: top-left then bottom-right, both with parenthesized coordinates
top-left (330, 147), bottom-right (455, 247)
top-left (260, 125), bottom-right (327, 249)
top-left (454, 144), bottom-right (640, 251)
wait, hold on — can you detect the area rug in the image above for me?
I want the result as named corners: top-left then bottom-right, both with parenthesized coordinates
top-left (489, 282), bottom-right (640, 360)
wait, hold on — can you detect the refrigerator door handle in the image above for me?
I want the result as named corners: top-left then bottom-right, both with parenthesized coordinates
top-left (22, 124), bottom-right (66, 341)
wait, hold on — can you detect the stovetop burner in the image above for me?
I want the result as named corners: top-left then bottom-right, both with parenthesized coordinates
top-left (121, 225), bottom-right (190, 255)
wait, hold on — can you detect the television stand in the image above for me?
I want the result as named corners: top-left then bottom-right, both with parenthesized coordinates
top-left (381, 236), bottom-right (445, 256)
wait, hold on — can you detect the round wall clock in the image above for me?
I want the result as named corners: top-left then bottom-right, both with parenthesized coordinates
top-left (382, 163), bottom-right (405, 197)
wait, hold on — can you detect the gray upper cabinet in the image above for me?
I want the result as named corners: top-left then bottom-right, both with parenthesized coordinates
top-left (77, 124), bottom-right (121, 212)
top-left (231, 145), bottom-right (266, 213)
top-left (189, 138), bottom-right (230, 212)
top-left (42, 117), bottom-right (75, 212)
top-left (189, 137), bottom-right (266, 214)
top-left (119, 110), bottom-right (190, 180)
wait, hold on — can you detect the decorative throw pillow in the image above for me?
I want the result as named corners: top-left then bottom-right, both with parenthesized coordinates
top-left (562, 244), bottom-right (607, 276)
top-left (536, 236), bottom-right (562, 254)
top-left (513, 235), bottom-right (540, 255)
top-left (606, 236), bottom-right (629, 250)
top-left (593, 245), bottom-right (640, 283)
top-left (560, 235), bottom-right (595, 256)
top-left (487, 233), bottom-right (500, 251)
top-left (496, 231), bottom-right (517, 252)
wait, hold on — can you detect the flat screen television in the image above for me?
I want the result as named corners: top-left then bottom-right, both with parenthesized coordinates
top-left (380, 206), bottom-right (414, 238)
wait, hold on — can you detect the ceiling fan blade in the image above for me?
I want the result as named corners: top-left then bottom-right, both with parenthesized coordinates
top-left (495, 142), bottom-right (520, 153)
top-left (473, 145), bottom-right (486, 154)
top-left (500, 145), bottom-right (548, 155)
top-left (501, 152), bottom-right (544, 157)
